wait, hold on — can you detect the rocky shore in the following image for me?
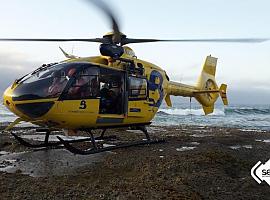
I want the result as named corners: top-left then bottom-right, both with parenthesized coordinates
top-left (0, 125), bottom-right (270, 199)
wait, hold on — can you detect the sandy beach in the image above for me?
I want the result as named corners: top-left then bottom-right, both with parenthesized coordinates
top-left (0, 125), bottom-right (270, 200)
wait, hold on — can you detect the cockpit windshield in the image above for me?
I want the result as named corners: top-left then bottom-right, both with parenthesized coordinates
top-left (12, 62), bottom-right (97, 101)
top-left (21, 63), bottom-right (64, 84)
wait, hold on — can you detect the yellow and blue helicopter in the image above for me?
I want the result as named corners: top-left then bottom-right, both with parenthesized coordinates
top-left (1, 1), bottom-right (267, 154)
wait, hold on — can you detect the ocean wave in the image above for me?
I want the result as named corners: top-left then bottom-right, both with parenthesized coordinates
top-left (158, 107), bottom-right (270, 116)
top-left (224, 107), bottom-right (270, 115)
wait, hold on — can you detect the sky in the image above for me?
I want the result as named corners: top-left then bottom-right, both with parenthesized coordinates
top-left (0, 0), bottom-right (269, 105)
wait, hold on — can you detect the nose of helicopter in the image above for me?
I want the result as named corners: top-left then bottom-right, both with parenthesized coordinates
top-left (3, 86), bottom-right (16, 114)
top-left (3, 85), bottom-right (26, 120)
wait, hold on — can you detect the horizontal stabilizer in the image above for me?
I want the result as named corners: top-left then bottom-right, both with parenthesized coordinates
top-left (219, 84), bottom-right (228, 105)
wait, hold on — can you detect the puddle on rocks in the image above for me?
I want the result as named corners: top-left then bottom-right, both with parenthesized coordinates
top-left (229, 145), bottom-right (253, 150)
top-left (126, 130), bottom-right (144, 134)
top-left (256, 139), bottom-right (270, 143)
top-left (20, 135), bottom-right (93, 142)
top-left (126, 127), bottom-right (167, 134)
top-left (190, 142), bottom-right (200, 145)
top-left (159, 149), bottom-right (164, 152)
top-left (190, 133), bottom-right (212, 138)
top-left (159, 155), bottom-right (164, 158)
top-left (239, 129), bottom-right (266, 133)
top-left (148, 127), bottom-right (167, 133)
top-left (175, 128), bottom-right (188, 131)
top-left (0, 151), bottom-right (10, 156)
top-left (0, 149), bottom-right (106, 177)
top-left (197, 126), bottom-right (206, 129)
top-left (176, 146), bottom-right (197, 152)
top-left (193, 129), bottom-right (210, 133)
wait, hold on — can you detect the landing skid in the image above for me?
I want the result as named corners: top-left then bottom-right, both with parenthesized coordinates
top-left (11, 130), bottom-right (93, 148)
top-left (58, 136), bottom-right (163, 155)
top-left (10, 124), bottom-right (165, 154)
top-left (57, 127), bottom-right (164, 155)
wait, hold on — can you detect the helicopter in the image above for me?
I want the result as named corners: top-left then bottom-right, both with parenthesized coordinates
top-left (1, 0), bottom-right (268, 155)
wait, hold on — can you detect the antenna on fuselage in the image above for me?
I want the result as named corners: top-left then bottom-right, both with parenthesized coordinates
top-left (59, 46), bottom-right (78, 59)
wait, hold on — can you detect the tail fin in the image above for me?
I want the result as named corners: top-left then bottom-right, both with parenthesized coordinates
top-left (194, 55), bottom-right (228, 115)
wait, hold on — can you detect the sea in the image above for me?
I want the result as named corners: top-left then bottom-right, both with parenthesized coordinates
top-left (0, 98), bottom-right (270, 131)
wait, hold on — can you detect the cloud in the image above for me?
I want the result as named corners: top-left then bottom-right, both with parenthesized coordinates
top-left (228, 88), bottom-right (270, 105)
top-left (0, 49), bottom-right (43, 94)
top-left (0, 49), bottom-right (40, 70)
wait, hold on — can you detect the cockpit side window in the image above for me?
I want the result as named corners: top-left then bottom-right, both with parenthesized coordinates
top-left (62, 67), bottom-right (100, 100)
top-left (47, 70), bottom-right (68, 98)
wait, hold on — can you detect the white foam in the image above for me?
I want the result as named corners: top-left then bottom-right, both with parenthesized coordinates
top-left (159, 108), bottom-right (225, 116)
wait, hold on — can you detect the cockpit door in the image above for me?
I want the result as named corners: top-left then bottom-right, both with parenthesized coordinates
top-left (54, 65), bottom-right (100, 127)
top-left (98, 67), bottom-right (126, 115)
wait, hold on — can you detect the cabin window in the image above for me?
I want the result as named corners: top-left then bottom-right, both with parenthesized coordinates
top-left (65, 67), bottom-right (99, 100)
top-left (128, 76), bottom-right (147, 100)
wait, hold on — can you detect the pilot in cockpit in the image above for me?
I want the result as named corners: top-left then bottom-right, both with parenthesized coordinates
top-left (47, 70), bottom-right (67, 97)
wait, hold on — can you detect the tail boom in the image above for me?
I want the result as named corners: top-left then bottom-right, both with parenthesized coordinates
top-left (166, 55), bottom-right (228, 115)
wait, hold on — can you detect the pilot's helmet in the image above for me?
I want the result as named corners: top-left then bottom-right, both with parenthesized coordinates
top-left (68, 68), bottom-right (76, 77)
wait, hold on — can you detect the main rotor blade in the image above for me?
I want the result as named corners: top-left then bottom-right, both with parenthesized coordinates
top-left (122, 38), bottom-right (269, 45)
top-left (84, 0), bottom-right (121, 44)
top-left (0, 38), bottom-right (105, 43)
